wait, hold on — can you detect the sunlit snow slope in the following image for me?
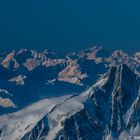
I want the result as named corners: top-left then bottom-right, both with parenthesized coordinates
top-left (0, 64), bottom-right (140, 140)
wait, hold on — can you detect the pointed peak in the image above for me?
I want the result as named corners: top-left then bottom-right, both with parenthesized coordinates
top-left (109, 63), bottom-right (134, 76)
top-left (103, 63), bottom-right (139, 88)
top-left (107, 64), bottom-right (140, 98)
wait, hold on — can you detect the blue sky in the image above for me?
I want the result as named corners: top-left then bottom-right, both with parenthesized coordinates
top-left (0, 0), bottom-right (140, 53)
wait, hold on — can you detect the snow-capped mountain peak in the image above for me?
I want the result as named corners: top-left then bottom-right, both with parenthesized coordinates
top-left (1, 64), bottom-right (140, 140)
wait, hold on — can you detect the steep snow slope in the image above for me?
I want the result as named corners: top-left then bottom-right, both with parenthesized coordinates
top-left (0, 95), bottom-right (72, 140)
top-left (1, 64), bottom-right (140, 140)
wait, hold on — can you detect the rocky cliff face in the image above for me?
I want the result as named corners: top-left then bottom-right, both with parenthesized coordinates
top-left (0, 64), bottom-right (140, 140)
top-left (0, 47), bottom-right (140, 114)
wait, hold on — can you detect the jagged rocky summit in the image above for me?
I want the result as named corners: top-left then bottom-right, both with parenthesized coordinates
top-left (0, 64), bottom-right (140, 140)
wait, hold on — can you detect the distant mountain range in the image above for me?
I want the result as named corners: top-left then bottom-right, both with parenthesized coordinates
top-left (0, 47), bottom-right (140, 85)
top-left (0, 47), bottom-right (140, 140)
top-left (0, 47), bottom-right (140, 113)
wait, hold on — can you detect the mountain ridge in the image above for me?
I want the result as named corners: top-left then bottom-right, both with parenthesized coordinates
top-left (0, 64), bottom-right (140, 140)
top-left (0, 47), bottom-right (140, 116)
